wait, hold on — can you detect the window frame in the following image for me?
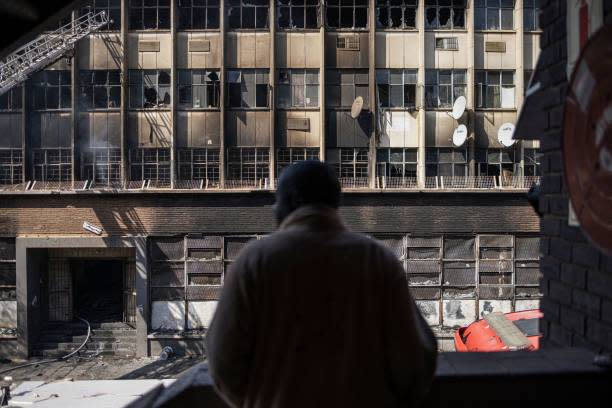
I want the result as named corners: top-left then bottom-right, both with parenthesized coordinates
top-left (425, 147), bottom-right (468, 178)
top-left (476, 147), bottom-right (518, 177)
top-left (227, 69), bottom-right (270, 109)
top-left (177, 148), bottom-right (220, 184)
top-left (424, 69), bottom-right (467, 109)
top-left (376, 69), bottom-right (417, 109)
top-left (0, 87), bottom-right (23, 111)
top-left (81, 0), bottom-right (121, 31)
top-left (32, 148), bottom-right (72, 182)
top-left (276, 147), bottom-right (320, 175)
top-left (376, 148), bottom-right (418, 179)
top-left (31, 71), bottom-right (72, 111)
top-left (277, 69), bottom-right (320, 109)
top-left (178, 0), bottom-right (220, 30)
top-left (327, 147), bottom-right (369, 180)
top-left (326, 0), bottom-right (369, 30)
top-left (0, 149), bottom-right (23, 185)
top-left (226, 147), bottom-right (270, 182)
top-left (79, 70), bottom-right (121, 111)
top-left (277, 0), bottom-right (320, 30)
top-left (523, 148), bottom-right (540, 177)
top-left (128, 0), bottom-right (171, 30)
top-left (80, 147), bottom-right (122, 186)
top-left (228, 0), bottom-right (270, 30)
top-left (376, 0), bottom-right (418, 30)
top-left (128, 69), bottom-right (171, 109)
top-left (129, 147), bottom-right (172, 183)
top-left (177, 69), bottom-right (221, 110)
top-left (523, 0), bottom-right (539, 31)
top-left (325, 69), bottom-right (369, 108)
top-left (475, 70), bottom-right (516, 109)
top-left (474, 0), bottom-right (515, 31)
top-left (424, 0), bottom-right (467, 30)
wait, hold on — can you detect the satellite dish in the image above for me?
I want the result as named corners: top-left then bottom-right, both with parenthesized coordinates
top-left (452, 124), bottom-right (468, 146)
top-left (497, 122), bottom-right (516, 147)
top-left (450, 96), bottom-right (467, 120)
top-left (350, 96), bottom-right (364, 119)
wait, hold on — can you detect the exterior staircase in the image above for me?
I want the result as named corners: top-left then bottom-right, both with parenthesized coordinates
top-left (34, 321), bottom-right (136, 359)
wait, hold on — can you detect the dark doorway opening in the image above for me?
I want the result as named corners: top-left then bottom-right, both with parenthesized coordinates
top-left (73, 260), bottom-right (124, 323)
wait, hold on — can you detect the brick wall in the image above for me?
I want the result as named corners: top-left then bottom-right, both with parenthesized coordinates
top-left (536, 0), bottom-right (612, 352)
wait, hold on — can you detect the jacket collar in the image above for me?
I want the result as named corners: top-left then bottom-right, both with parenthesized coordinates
top-left (279, 205), bottom-right (346, 232)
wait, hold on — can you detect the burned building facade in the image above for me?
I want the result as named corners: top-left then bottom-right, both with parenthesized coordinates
top-left (0, 0), bottom-right (540, 358)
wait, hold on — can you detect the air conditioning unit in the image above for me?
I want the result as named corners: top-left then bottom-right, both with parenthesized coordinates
top-left (337, 36), bottom-right (359, 51)
top-left (189, 40), bottom-right (211, 52)
top-left (485, 41), bottom-right (507, 53)
top-left (435, 37), bottom-right (459, 51)
top-left (138, 41), bottom-right (160, 52)
top-left (287, 118), bottom-right (310, 131)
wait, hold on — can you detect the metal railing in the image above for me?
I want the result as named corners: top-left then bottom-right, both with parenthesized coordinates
top-left (0, 11), bottom-right (110, 95)
top-left (338, 177), bottom-right (370, 189)
top-left (440, 176), bottom-right (498, 189)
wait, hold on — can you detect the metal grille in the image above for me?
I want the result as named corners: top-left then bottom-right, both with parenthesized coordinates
top-left (189, 275), bottom-right (222, 285)
top-left (48, 259), bottom-right (72, 321)
top-left (479, 235), bottom-right (513, 247)
top-left (187, 248), bottom-right (222, 260)
top-left (150, 237), bottom-right (185, 260)
top-left (442, 287), bottom-right (476, 299)
top-left (186, 285), bottom-right (222, 301)
top-left (151, 262), bottom-right (185, 286)
top-left (515, 237), bottom-right (539, 259)
top-left (479, 286), bottom-right (514, 299)
top-left (374, 236), bottom-right (404, 259)
top-left (123, 260), bottom-right (137, 324)
top-left (479, 273), bottom-right (512, 285)
top-left (186, 261), bottom-right (222, 275)
top-left (443, 237), bottom-right (475, 259)
top-left (0, 263), bottom-right (16, 285)
top-left (440, 176), bottom-right (497, 189)
top-left (225, 237), bottom-right (254, 260)
top-left (515, 262), bottom-right (541, 285)
top-left (407, 274), bottom-right (440, 286)
top-left (479, 259), bottom-right (513, 272)
top-left (406, 260), bottom-right (440, 273)
top-left (410, 287), bottom-right (441, 300)
top-left (186, 236), bottom-right (223, 249)
top-left (480, 247), bottom-right (512, 260)
top-left (407, 247), bottom-right (440, 259)
top-left (443, 262), bottom-right (476, 285)
top-left (0, 238), bottom-right (15, 260)
top-left (406, 237), bottom-right (441, 247)
top-left (516, 287), bottom-right (542, 298)
top-left (151, 287), bottom-right (185, 301)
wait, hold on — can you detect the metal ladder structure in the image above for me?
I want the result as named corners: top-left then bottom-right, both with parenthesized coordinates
top-left (0, 10), bottom-right (110, 96)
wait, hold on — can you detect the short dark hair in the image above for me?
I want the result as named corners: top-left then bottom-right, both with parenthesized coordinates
top-left (274, 161), bottom-right (341, 222)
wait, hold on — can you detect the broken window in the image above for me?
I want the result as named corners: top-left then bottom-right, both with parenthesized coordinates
top-left (81, 0), bottom-right (121, 31)
top-left (0, 87), bottom-right (22, 111)
top-left (326, 148), bottom-right (369, 180)
top-left (178, 0), bottom-right (220, 29)
top-left (325, 69), bottom-right (369, 108)
top-left (228, 0), bottom-right (269, 29)
top-left (376, 0), bottom-right (417, 29)
top-left (277, 0), bottom-right (320, 29)
top-left (79, 70), bottom-right (121, 110)
top-left (226, 148), bottom-right (270, 185)
top-left (128, 70), bottom-right (171, 109)
top-left (424, 0), bottom-right (466, 30)
top-left (523, 0), bottom-right (539, 31)
top-left (227, 70), bottom-right (269, 108)
top-left (376, 148), bottom-right (417, 182)
top-left (0, 149), bottom-right (23, 185)
top-left (326, 0), bottom-right (368, 29)
top-left (523, 148), bottom-right (540, 177)
top-left (277, 148), bottom-right (320, 175)
top-left (277, 69), bottom-right (319, 108)
top-left (178, 70), bottom-right (220, 109)
top-left (474, 0), bottom-right (514, 30)
top-left (178, 148), bottom-right (220, 185)
top-left (81, 148), bottom-right (122, 186)
top-left (129, 148), bottom-right (171, 184)
top-left (32, 148), bottom-right (72, 182)
top-left (129, 0), bottom-right (170, 30)
top-left (424, 69), bottom-right (466, 109)
top-left (425, 147), bottom-right (467, 178)
top-left (476, 148), bottom-right (518, 178)
top-left (376, 69), bottom-right (417, 109)
top-left (475, 70), bottom-right (515, 109)
top-left (31, 71), bottom-right (71, 110)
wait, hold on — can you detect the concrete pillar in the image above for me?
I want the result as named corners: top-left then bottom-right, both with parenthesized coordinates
top-left (269, 0), bottom-right (276, 189)
top-left (120, 0), bottom-right (129, 185)
top-left (417, 1), bottom-right (426, 188)
top-left (368, 0), bottom-right (377, 189)
top-left (70, 10), bottom-right (78, 189)
top-left (319, 25), bottom-right (326, 162)
top-left (170, 0), bottom-right (178, 189)
top-left (515, 0), bottom-right (525, 176)
top-left (219, 0), bottom-right (226, 188)
top-left (467, 0), bottom-right (476, 177)
top-left (21, 75), bottom-right (28, 183)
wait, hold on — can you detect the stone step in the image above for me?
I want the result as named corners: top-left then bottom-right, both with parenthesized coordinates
top-left (36, 342), bottom-right (136, 352)
top-left (35, 348), bottom-right (136, 359)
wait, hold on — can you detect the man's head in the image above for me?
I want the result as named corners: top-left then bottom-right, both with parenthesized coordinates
top-left (273, 161), bottom-right (341, 224)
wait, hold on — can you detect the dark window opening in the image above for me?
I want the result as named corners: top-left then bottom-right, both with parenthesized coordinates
top-left (31, 71), bottom-right (72, 111)
top-left (129, 70), bottom-right (171, 109)
top-left (424, 0), bottom-right (466, 30)
top-left (32, 148), bottom-right (72, 182)
top-left (327, 0), bottom-right (368, 29)
top-left (81, 148), bottom-right (121, 186)
top-left (129, 0), bottom-right (171, 30)
top-left (0, 87), bottom-right (22, 111)
top-left (73, 260), bottom-right (124, 322)
top-left (178, 70), bottom-right (220, 109)
top-left (475, 0), bottom-right (515, 30)
top-left (79, 70), bottom-right (121, 110)
top-left (228, 0), bottom-right (269, 29)
top-left (0, 149), bottom-right (23, 185)
top-left (178, 148), bottom-right (220, 186)
top-left (227, 70), bottom-right (269, 108)
top-left (426, 147), bottom-right (467, 178)
top-left (277, 0), bottom-right (320, 29)
top-left (277, 148), bottom-right (320, 175)
top-left (129, 148), bottom-right (171, 184)
top-left (81, 0), bottom-right (121, 31)
top-left (178, 0), bottom-right (220, 29)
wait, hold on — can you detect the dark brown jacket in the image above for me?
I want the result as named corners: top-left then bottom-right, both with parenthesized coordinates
top-left (205, 205), bottom-right (437, 408)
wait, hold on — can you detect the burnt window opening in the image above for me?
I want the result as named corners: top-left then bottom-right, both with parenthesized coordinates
top-left (277, 0), bottom-right (320, 29)
top-left (228, 0), bottom-right (269, 29)
top-left (326, 0), bottom-right (368, 29)
top-left (376, 69), bottom-right (417, 109)
top-left (325, 69), bottom-right (369, 108)
top-left (376, 0), bottom-right (417, 29)
top-left (129, 148), bottom-right (171, 183)
top-left (523, 0), bottom-right (539, 31)
top-left (81, 148), bottom-right (122, 186)
top-left (178, 0), bottom-right (220, 29)
top-left (178, 148), bottom-right (220, 185)
top-left (31, 71), bottom-right (72, 111)
top-left (32, 148), bottom-right (72, 182)
top-left (425, 147), bottom-right (467, 178)
top-left (326, 148), bottom-right (368, 180)
top-left (0, 87), bottom-right (22, 111)
top-left (178, 70), bottom-right (220, 109)
top-left (377, 148), bottom-right (417, 181)
top-left (475, 70), bottom-right (515, 109)
top-left (424, 69), bottom-right (466, 109)
top-left (79, 70), bottom-right (121, 110)
top-left (227, 70), bottom-right (269, 108)
top-left (129, 70), bottom-right (171, 109)
top-left (424, 0), bottom-right (466, 30)
top-left (523, 148), bottom-right (540, 177)
top-left (277, 147), bottom-right (320, 175)
top-left (476, 148), bottom-right (518, 178)
top-left (277, 69), bottom-right (319, 108)
top-left (475, 0), bottom-right (514, 31)
top-left (129, 0), bottom-right (170, 30)
top-left (81, 0), bottom-right (121, 31)
top-left (0, 149), bottom-right (23, 185)
top-left (226, 147), bottom-right (270, 184)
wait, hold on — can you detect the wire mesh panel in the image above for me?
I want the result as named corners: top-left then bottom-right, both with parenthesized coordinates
top-left (186, 235), bottom-right (223, 250)
top-left (407, 247), bottom-right (440, 259)
top-left (186, 286), bottom-right (222, 301)
top-left (151, 287), bottom-right (185, 301)
top-left (189, 275), bottom-right (222, 285)
top-left (443, 287), bottom-right (476, 299)
top-left (186, 261), bottom-right (223, 275)
top-left (515, 261), bottom-right (541, 285)
top-left (224, 237), bottom-right (255, 260)
top-left (374, 236), bottom-right (405, 260)
top-left (407, 274), bottom-right (440, 286)
top-left (48, 259), bottom-right (72, 321)
top-left (187, 248), bottom-right (222, 260)
top-left (479, 273), bottom-right (512, 285)
top-left (443, 237), bottom-right (475, 259)
top-left (516, 287), bottom-right (542, 298)
top-left (479, 235), bottom-right (512, 248)
top-left (406, 260), bottom-right (440, 274)
top-left (407, 237), bottom-right (441, 248)
top-left (443, 262), bottom-right (476, 285)
top-left (515, 237), bottom-right (539, 259)
top-left (151, 262), bottom-right (185, 286)
top-left (0, 263), bottom-right (16, 286)
top-left (480, 247), bottom-right (513, 259)
top-left (0, 238), bottom-right (15, 260)
top-left (410, 287), bottom-right (441, 300)
top-left (479, 259), bottom-right (513, 272)
top-left (479, 286), bottom-right (514, 299)
top-left (150, 237), bottom-right (185, 260)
